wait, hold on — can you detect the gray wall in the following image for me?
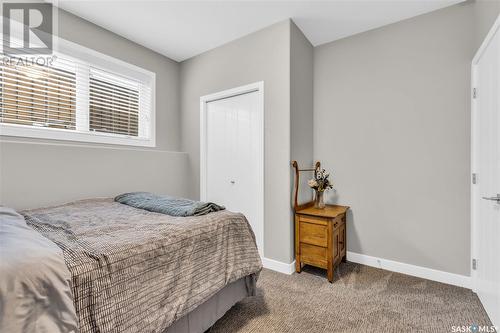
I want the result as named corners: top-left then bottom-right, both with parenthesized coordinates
top-left (313, 1), bottom-right (499, 276)
top-left (290, 22), bottom-right (314, 206)
top-left (0, 142), bottom-right (190, 209)
top-left (180, 20), bottom-right (293, 263)
top-left (473, 0), bottom-right (500, 50)
top-left (0, 9), bottom-right (187, 210)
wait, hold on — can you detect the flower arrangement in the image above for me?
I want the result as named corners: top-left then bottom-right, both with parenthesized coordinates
top-left (308, 168), bottom-right (333, 192)
top-left (308, 168), bottom-right (333, 209)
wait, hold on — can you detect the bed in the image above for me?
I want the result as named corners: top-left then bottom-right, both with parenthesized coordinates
top-left (0, 197), bottom-right (262, 333)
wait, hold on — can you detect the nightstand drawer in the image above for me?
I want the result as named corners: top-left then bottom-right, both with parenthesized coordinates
top-left (298, 215), bottom-right (327, 226)
top-left (299, 222), bottom-right (327, 247)
top-left (300, 243), bottom-right (327, 268)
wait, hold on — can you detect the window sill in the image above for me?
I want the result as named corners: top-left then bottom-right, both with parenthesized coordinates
top-left (0, 123), bottom-right (156, 148)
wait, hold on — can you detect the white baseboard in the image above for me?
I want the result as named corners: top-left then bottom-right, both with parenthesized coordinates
top-left (262, 257), bottom-right (295, 275)
top-left (261, 252), bottom-right (471, 289)
top-left (347, 251), bottom-right (471, 289)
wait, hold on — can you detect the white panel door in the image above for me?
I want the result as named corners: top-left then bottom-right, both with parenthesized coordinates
top-left (473, 16), bottom-right (500, 327)
top-left (205, 89), bottom-right (263, 254)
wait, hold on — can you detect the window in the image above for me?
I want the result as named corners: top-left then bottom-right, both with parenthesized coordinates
top-left (0, 39), bottom-right (155, 147)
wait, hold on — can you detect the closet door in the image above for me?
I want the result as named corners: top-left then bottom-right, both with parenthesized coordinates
top-left (204, 87), bottom-right (263, 254)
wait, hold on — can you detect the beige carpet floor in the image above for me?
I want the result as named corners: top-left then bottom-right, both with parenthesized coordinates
top-left (209, 263), bottom-right (491, 333)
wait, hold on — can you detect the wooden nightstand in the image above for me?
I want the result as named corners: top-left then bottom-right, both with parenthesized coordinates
top-left (294, 204), bottom-right (349, 282)
top-left (292, 160), bottom-right (350, 283)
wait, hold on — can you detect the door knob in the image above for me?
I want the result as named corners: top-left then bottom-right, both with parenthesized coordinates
top-left (482, 194), bottom-right (500, 203)
top-left (230, 180), bottom-right (235, 184)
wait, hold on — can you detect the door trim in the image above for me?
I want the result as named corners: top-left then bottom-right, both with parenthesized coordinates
top-left (199, 81), bottom-right (265, 256)
top-left (470, 14), bottom-right (500, 293)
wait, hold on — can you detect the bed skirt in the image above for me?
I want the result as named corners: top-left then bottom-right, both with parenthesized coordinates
top-left (164, 276), bottom-right (253, 333)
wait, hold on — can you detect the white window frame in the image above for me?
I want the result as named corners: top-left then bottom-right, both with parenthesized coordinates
top-left (0, 37), bottom-right (156, 147)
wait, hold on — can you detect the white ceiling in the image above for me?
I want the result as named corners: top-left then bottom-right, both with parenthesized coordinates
top-left (58, 0), bottom-right (465, 62)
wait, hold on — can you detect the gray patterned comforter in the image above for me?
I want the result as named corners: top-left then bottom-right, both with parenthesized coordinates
top-left (22, 199), bottom-right (262, 333)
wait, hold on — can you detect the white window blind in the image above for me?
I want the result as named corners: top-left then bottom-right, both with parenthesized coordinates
top-left (1, 59), bottom-right (77, 130)
top-left (89, 68), bottom-right (140, 136)
top-left (0, 41), bottom-right (155, 147)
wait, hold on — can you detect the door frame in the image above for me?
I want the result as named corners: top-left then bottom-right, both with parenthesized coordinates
top-left (471, 14), bottom-right (500, 293)
top-left (199, 81), bottom-right (265, 255)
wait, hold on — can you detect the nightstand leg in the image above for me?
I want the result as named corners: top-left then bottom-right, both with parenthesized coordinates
top-left (342, 255), bottom-right (347, 263)
top-left (295, 257), bottom-right (301, 273)
top-left (327, 266), bottom-right (334, 283)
